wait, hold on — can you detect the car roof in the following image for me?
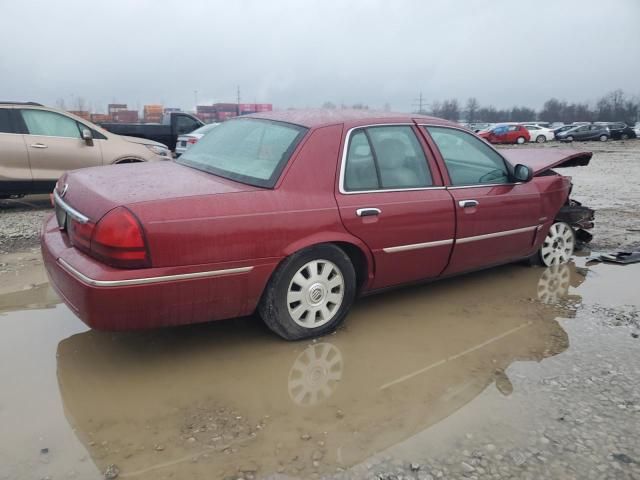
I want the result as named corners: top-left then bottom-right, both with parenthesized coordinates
top-left (243, 109), bottom-right (454, 129)
top-left (0, 101), bottom-right (43, 106)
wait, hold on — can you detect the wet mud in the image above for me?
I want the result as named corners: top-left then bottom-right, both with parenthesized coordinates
top-left (2, 258), bottom-right (638, 479)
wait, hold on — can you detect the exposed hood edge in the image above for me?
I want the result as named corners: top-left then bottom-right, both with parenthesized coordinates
top-left (500, 148), bottom-right (592, 175)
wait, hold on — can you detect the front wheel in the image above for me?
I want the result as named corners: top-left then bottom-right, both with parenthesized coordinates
top-left (259, 244), bottom-right (356, 340)
top-left (536, 135), bottom-right (546, 143)
top-left (532, 222), bottom-right (575, 267)
top-left (565, 135), bottom-right (574, 142)
top-left (599, 135), bottom-right (608, 142)
top-left (621, 133), bottom-right (629, 140)
top-left (516, 136), bottom-right (526, 144)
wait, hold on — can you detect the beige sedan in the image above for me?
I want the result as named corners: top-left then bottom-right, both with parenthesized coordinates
top-left (0, 102), bottom-right (171, 198)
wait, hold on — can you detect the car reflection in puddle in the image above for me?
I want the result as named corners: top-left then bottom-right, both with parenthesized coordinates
top-left (54, 262), bottom-right (584, 479)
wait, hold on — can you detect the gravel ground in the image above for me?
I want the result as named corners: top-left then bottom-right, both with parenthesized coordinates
top-left (335, 303), bottom-right (640, 480)
top-left (0, 195), bottom-right (50, 254)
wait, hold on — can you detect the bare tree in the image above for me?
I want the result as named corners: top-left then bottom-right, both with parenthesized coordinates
top-left (465, 97), bottom-right (479, 123)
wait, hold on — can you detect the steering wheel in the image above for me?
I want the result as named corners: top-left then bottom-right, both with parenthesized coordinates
top-left (478, 169), bottom-right (506, 183)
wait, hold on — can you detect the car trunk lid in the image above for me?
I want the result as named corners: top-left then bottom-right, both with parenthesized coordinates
top-left (501, 148), bottom-right (592, 175)
top-left (56, 161), bottom-right (258, 222)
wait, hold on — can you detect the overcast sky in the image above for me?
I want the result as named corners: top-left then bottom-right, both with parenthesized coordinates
top-left (1, 0), bottom-right (639, 113)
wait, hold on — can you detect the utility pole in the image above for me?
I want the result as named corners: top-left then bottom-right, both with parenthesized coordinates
top-left (236, 85), bottom-right (241, 115)
top-left (194, 90), bottom-right (198, 109)
top-left (412, 92), bottom-right (426, 114)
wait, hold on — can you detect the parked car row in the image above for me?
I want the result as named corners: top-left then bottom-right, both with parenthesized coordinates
top-left (0, 102), bottom-right (171, 198)
top-left (471, 121), bottom-right (638, 145)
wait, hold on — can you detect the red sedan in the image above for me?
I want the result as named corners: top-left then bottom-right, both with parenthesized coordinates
top-left (42, 110), bottom-right (594, 340)
top-left (479, 124), bottom-right (531, 144)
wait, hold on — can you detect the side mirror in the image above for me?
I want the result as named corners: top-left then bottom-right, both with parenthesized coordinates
top-left (81, 129), bottom-right (94, 146)
top-left (513, 164), bottom-right (533, 182)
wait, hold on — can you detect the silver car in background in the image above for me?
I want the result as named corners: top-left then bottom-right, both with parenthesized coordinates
top-left (174, 123), bottom-right (220, 157)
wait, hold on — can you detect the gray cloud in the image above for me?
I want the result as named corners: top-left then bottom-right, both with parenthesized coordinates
top-left (1, 0), bottom-right (639, 113)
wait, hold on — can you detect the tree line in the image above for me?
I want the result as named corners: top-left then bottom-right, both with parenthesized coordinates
top-left (423, 90), bottom-right (639, 124)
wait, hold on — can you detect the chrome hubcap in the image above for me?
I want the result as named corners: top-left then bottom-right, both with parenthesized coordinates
top-left (287, 259), bottom-right (344, 328)
top-left (540, 223), bottom-right (574, 266)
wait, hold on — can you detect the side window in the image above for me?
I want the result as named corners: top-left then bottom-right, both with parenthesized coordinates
top-left (0, 109), bottom-right (13, 133)
top-left (343, 126), bottom-right (432, 191)
top-left (425, 127), bottom-right (510, 186)
top-left (176, 116), bottom-right (199, 135)
top-left (367, 126), bottom-right (432, 189)
top-left (344, 131), bottom-right (378, 191)
top-left (21, 110), bottom-right (81, 138)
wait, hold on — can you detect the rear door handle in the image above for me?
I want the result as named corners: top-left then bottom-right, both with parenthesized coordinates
top-left (30, 143), bottom-right (48, 149)
top-left (356, 208), bottom-right (381, 217)
top-left (458, 200), bottom-right (479, 208)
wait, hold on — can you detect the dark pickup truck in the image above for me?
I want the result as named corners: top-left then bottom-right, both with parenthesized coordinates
top-left (100, 112), bottom-right (204, 152)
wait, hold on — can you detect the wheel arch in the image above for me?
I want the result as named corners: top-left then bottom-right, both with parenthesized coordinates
top-left (112, 156), bottom-right (145, 164)
top-left (280, 233), bottom-right (375, 293)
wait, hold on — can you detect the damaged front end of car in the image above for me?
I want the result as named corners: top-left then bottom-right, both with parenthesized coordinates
top-left (556, 199), bottom-right (595, 248)
top-left (501, 147), bottom-right (596, 249)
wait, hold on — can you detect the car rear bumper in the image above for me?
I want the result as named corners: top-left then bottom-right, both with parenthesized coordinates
top-left (41, 214), bottom-right (272, 330)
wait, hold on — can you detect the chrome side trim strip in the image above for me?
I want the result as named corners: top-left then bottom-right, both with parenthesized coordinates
top-left (58, 258), bottom-right (253, 287)
top-left (447, 183), bottom-right (522, 190)
top-left (53, 190), bottom-right (89, 224)
top-left (383, 239), bottom-right (453, 253)
top-left (457, 226), bottom-right (537, 244)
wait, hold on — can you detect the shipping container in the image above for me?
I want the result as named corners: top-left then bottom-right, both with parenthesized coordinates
top-left (255, 103), bottom-right (273, 112)
top-left (90, 113), bottom-right (111, 123)
top-left (112, 110), bottom-right (139, 123)
top-left (213, 103), bottom-right (239, 113)
top-left (68, 110), bottom-right (90, 120)
top-left (196, 105), bottom-right (217, 114)
top-left (107, 104), bottom-right (128, 116)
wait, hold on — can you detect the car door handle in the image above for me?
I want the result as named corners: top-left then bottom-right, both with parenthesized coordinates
top-left (356, 208), bottom-right (381, 217)
top-left (458, 200), bottom-right (479, 208)
top-left (30, 143), bottom-right (48, 149)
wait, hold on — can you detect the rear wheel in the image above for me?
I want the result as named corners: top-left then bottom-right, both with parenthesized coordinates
top-left (259, 244), bottom-right (356, 340)
top-left (516, 136), bottom-right (526, 144)
top-left (536, 135), bottom-right (546, 143)
top-left (532, 222), bottom-right (575, 267)
top-left (621, 133), bottom-right (629, 140)
top-left (599, 134), bottom-right (608, 142)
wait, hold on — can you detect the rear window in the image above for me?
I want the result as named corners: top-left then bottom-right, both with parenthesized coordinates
top-left (177, 118), bottom-right (307, 188)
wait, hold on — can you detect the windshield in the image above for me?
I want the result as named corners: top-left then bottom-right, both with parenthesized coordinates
top-left (177, 118), bottom-right (308, 188)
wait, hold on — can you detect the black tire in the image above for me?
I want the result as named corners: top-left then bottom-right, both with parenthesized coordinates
top-left (599, 135), bottom-right (608, 142)
top-left (536, 135), bottom-right (546, 143)
top-left (258, 244), bottom-right (356, 340)
top-left (566, 135), bottom-right (574, 142)
top-left (621, 133), bottom-right (629, 140)
top-left (516, 136), bottom-right (526, 144)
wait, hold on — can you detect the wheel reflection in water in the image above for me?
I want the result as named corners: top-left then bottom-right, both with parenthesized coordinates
top-left (537, 264), bottom-right (571, 304)
top-left (288, 342), bottom-right (343, 406)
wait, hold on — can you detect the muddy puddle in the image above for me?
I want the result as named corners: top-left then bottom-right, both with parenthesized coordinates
top-left (1, 259), bottom-right (638, 479)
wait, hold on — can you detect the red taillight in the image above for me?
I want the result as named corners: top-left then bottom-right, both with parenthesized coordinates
top-left (187, 137), bottom-right (198, 144)
top-left (90, 207), bottom-right (150, 269)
